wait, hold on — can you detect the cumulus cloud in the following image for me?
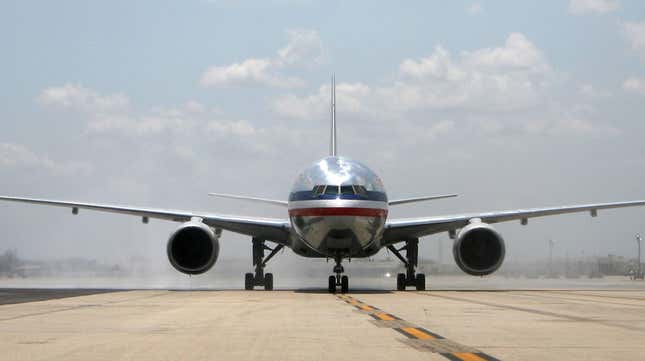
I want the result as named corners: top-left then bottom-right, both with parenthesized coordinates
top-left (623, 77), bottom-right (645, 94)
top-left (390, 33), bottom-right (552, 112)
top-left (270, 33), bottom-right (621, 139)
top-left (200, 29), bottom-right (325, 88)
top-left (568, 0), bottom-right (620, 14)
top-left (274, 32), bottom-right (553, 122)
top-left (0, 142), bottom-right (92, 175)
top-left (38, 84), bottom-right (257, 138)
top-left (271, 82), bottom-right (373, 121)
top-left (37, 84), bottom-right (192, 136)
top-left (623, 21), bottom-right (645, 60)
top-left (38, 84), bottom-right (129, 112)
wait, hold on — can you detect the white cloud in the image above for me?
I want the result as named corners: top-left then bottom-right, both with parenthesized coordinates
top-left (39, 85), bottom-right (236, 137)
top-left (274, 33), bottom-right (553, 121)
top-left (623, 77), bottom-right (645, 94)
top-left (0, 142), bottom-right (92, 175)
top-left (277, 29), bottom-right (327, 66)
top-left (206, 119), bottom-right (257, 137)
top-left (38, 84), bottom-right (129, 112)
top-left (461, 33), bottom-right (548, 71)
top-left (37, 84), bottom-right (273, 149)
top-left (623, 21), bottom-right (645, 59)
top-left (271, 82), bottom-right (374, 121)
top-left (200, 29), bottom-right (324, 88)
top-left (466, 3), bottom-right (483, 14)
top-left (372, 34), bottom-right (550, 114)
top-left (270, 33), bottom-right (620, 139)
top-left (579, 84), bottom-right (611, 97)
top-left (393, 33), bottom-right (553, 111)
top-left (568, 0), bottom-right (620, 14)
top-left (199, 58), bottom-right (305, 88)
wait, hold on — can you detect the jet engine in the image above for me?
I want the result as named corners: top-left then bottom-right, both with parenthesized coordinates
top-left (167, 220), bottom-right (220, 275)
top-left (452, 220), bottom-right (505, 276)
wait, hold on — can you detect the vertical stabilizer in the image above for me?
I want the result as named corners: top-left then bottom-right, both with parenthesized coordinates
top-left (330, 74), bottom-right (337, 157)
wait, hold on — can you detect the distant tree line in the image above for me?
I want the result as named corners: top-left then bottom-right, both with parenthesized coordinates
top-left (0, 249), bottom-right (21, 276)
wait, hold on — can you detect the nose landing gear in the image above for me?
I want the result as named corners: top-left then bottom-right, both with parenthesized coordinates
top-left (328, 255), bottom-right (349, 293)
top-left (387, 238), bottom-right (426, 291)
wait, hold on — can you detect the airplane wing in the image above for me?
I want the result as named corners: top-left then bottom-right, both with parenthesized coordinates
top-left (0, 196), bottom-right (290, 243)
top-left (382, 200), bottom-right (645, 245)
top-left (388, 194), bottom-right (458, 206)
top-left (208, 193), bottom-right (288, 207)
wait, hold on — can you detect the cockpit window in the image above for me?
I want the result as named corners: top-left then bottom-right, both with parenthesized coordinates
top-left (324, 185), bottom-right (339, 195)
top-left (353, 185), bottom-right (368, 196)
top-left (309, 184), bottom-right (375, 198)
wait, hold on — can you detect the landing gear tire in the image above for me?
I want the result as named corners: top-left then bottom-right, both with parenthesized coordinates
top-left (244, 273), bottom-right (254, 290)
top-left (396, 273), bottom-right (406, 291)
top-left (415, 273), bottom-right (426, 291)
top-left (341, 275), bottom-right (349, 293)
top-left (264, 273), bottom-right (274, 291)
top-left (328, 275), bottom-right (336, 293)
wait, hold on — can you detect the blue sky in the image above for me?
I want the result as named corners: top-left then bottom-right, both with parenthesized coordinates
top-left (1, 0), bottom-right (645, 267)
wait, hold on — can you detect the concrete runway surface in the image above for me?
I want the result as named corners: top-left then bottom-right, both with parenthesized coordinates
top-left (1, 287), bottom-right (645, 360)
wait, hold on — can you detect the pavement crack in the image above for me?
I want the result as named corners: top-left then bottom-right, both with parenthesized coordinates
top-left (415, 292), bottom-right (645, 333)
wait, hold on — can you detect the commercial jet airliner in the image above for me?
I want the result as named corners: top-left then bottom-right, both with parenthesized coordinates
top-left (1, 77), bottom-right (644, 293)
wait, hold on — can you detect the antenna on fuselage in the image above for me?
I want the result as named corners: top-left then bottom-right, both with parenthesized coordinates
top-left (330, 74), bottom-right (337, 157)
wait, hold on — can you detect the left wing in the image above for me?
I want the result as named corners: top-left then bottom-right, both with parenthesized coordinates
top-left (388, 194), bottom-right (458, 206)
top-left (0, 196), bottom-right (290, 243)
top-left (382, 200), bottom-right (645, 244)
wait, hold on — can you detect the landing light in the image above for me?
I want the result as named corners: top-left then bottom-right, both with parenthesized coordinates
top-left (385, 272), bottom-right (391, 278)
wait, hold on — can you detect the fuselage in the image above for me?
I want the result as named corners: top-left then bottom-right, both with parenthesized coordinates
top-left (287, 156), bottom-right (388, 258)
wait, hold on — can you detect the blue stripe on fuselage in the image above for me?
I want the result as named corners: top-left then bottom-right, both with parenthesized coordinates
top-left (288, 190), bottom-right (388, 202)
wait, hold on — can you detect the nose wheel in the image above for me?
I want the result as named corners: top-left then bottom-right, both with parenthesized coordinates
top-left (328, 256), bottom-right (349, 293)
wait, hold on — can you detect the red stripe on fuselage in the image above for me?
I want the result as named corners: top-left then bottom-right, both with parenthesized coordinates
top-left (288, 207), bottom-right (388, 217)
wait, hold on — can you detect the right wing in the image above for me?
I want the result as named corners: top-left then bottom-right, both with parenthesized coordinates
top-left (0, 196), bottom-right (291, 243)
top-left (208, 193), bottom-right (288, 207)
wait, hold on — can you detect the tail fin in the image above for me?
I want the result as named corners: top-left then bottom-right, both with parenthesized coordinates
top-left (330, 74), bottom-right (337, 157)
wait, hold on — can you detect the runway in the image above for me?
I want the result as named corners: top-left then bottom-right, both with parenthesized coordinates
top-left (2, 288), bottom-right (645, 360)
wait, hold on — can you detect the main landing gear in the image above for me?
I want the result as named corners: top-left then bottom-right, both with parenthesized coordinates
top-left (387, 239), bottom-right (426, 291)
top-left (245, 238), bottom-right (284, 291)
top-left (328, 255), bottom-right (349, 293)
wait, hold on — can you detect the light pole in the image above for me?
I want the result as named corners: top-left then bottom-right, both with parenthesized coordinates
top-left (637, 234), bottom-right (642, 278)
top-left (548, 239), bottom-right (556, 277)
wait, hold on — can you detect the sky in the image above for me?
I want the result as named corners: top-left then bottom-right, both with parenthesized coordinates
top-left (1, 0), bottom-right (645, 270)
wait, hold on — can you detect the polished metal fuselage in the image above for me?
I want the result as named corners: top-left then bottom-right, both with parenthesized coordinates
top-left (287, 156), bottom-right (388, 258)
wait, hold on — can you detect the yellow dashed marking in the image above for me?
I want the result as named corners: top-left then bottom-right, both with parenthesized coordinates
top-left (374, 312), bottom-right (396, 321)
top-left (452, 352), bottom-right (488, 361)
top-left (334, 294), bottom-right (500, 360)
top-left (401, 327), bottom-right (436, 340)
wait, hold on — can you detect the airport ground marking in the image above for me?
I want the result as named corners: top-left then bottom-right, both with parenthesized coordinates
top-left (335, 294), bottom-right (500, 361)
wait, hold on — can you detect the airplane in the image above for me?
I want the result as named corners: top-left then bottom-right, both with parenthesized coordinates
top-left (1, 76), bottom-right (645, 293)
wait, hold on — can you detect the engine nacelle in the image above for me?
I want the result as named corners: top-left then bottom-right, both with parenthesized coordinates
top-left (167, 220), bottom-right (220, 275)
top-left (453, 220), bottom-right (505, 276)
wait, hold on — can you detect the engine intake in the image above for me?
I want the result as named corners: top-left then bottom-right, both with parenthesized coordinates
top-left (167, 220), bottom-right (220, 275)
top-left (453, 220), bottom-right (505, 276)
